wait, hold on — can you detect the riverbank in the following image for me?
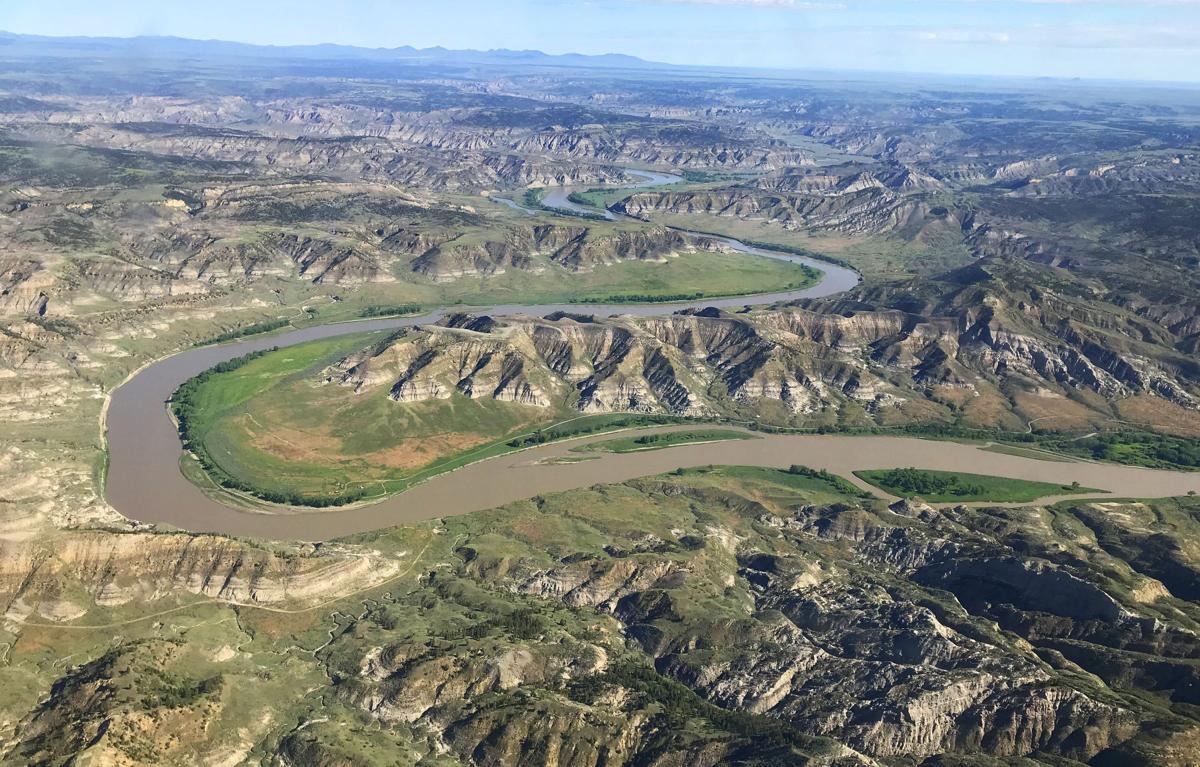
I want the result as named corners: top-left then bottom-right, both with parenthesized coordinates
top-left (109, 421), bottom-right (1200, 541)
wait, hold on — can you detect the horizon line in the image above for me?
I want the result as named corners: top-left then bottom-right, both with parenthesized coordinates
top-left (3, 29), bottom-right (1199, 89)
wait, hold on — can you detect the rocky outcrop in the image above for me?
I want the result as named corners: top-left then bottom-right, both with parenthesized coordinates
top-left (408, 223), bottom-right (713, 281)
top-left (410, 237), bottom-right (540, 282)
top-left (0, 531), bottom-right (400, 618)
top-left (437, 480), bottom-right (1176, 763)
top-left (327, 325), bottom-right (560, 408)
top-left (0, 257), bottom-right (50, 316)
top-left (616, 166), bottom-right (954, 238)
top-left (266, 232), bottom-right (385, 284)
top-left (317, 282), bottom-right (1200, 428)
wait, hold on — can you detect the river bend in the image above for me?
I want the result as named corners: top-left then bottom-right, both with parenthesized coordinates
top-left (103, 170), bottom-right (1200, 541)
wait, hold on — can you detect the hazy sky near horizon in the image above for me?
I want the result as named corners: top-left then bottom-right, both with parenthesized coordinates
top-left (4, 0), bottom-right (1199, 82)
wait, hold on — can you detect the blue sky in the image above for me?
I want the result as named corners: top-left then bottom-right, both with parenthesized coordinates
top-left (4, 0), bottom-right (1199, 82)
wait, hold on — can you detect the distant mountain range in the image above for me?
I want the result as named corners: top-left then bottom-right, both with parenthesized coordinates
top-left (2, 30), bottom-right (1172, 88)
top-left (0, 30), bottom-right (662, 70)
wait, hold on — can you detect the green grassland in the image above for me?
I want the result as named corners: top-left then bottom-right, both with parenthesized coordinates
top-left (422, 247), bottom-right (820, 306)
top-left (175, 334), bottom-right (378, 439)
top-left (568, 185), bottom-right (670, 211)
top-left (173, 336), bottom-right (575, 504)
top-left (855, 467), bottom-right (1100, 503)
top-left (715, 464), bottom-right (871, 504)
top-left (575, 429), bottom-right (757, 453)
top-left (629, 210), bottom-right (974, 278)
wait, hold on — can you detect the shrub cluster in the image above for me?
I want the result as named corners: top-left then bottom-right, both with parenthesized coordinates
top-left (522, 188), bottom-right (546, 207)
top-left (872, 467), bottom-right (984, 497)
top-left (1061, 432), bottom-right (1200, 469)
top-left (205, 318), bottom-right (290, 345)
top-left (633, 432), bottom-right (674, 445)
top-left (360, 304), bottom-right (422, 318)
top-left (569, 291), bottom-right (707, 304)
top-left (566, 191), bottom-right (600, 207)
top-left (787, 464), bottom-right (872, 496)
top-left (566, 660), bottom-right (810, 748)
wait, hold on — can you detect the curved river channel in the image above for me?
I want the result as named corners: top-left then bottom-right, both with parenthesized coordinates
top-left (104, 171), bottom-right (1200, 541)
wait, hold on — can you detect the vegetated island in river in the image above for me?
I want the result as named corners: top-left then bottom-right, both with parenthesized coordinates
top-left (574, 429), bottom-right (758, 453)
top-left (855, 467), bottom-right (1101, 503)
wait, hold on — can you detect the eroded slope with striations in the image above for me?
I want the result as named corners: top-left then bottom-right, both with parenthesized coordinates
top-left (320, 256), bottom-right (1200, 435)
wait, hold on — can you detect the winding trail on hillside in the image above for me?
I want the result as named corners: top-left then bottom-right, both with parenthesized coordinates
top-left (103, 170), bottom-right (1200, 541)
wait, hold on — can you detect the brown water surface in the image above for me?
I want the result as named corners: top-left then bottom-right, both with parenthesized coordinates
top-left (108, 414), bottom-right (1200, 541)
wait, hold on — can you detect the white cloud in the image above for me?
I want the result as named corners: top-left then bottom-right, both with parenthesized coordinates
top-left (640, 0), bottom-right (1200, 6)
top-left (909, 23), bottom-right (1200, 48)
top-left (650, 0), bottom-right (843, 7)
top-left (916, 29), bottom-right (1013, 43)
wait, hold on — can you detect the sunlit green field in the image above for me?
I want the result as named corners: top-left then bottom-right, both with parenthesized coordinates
top-left (422, 247), bottom-right (819, 306)
top-left (176, 332), bottom-right (572, 503)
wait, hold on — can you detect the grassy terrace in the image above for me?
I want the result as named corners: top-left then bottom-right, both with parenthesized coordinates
top-left (171, 334), bottom-right (382, 506)
top-left (624, 209), bottom-right (972, 279)
top-left (480, 199), bottom-right (824, 301)
top-left (855, 467), bottom-right (1100, 503)
top-left (170, 335), bottom-right (706, 506)
top-left (171, 326), bottom-right (1199, 510)
top-left (431, 247), bottom-right (819, 306)
top-left (575, 428), bottom-right (757, 453)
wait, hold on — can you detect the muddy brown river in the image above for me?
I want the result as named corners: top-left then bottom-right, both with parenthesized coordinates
top-left (108, 415), bottom-right (1200, 541)
top-left (106, 323), bottom-right (1200, 542)
top-left (102, 172), bottom-right (1200, 541)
